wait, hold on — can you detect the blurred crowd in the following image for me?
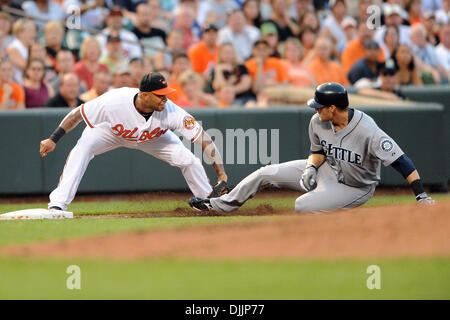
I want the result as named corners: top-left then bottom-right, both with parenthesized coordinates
top-left (0, 0), bottom-right (449, 110)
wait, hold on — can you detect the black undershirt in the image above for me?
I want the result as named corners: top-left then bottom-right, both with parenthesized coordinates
top-left (133, 93), bottom-right (153, 121)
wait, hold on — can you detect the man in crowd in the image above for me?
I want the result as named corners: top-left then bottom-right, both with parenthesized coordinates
top-left (45, 73), bottom-right (84, 108)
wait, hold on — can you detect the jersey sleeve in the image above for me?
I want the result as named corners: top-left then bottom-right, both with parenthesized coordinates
top-left (168, 102), bottom-right (203, 142)
top-left (79, 95), bottom-right (107, 128)
top-left (369, 127), bottom-right (404, 166)
top-left (309, 117), bottom-right (322, 152)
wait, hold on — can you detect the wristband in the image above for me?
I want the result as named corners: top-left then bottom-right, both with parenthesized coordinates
top-left (49, 126), bottom-right (66, 143)
top-left (411, 179), bottom-right (425, 198)
top-left (306, 164), bottom-right (318, 171)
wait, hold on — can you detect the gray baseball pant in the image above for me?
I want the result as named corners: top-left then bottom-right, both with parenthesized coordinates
top-left (210, 159), bottom-right (376, 212)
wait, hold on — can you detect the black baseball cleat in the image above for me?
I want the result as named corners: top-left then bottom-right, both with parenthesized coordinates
top-left (49, 206), bottom-right (62, 210)
top-left (189, 197), bottom-right (214, 212)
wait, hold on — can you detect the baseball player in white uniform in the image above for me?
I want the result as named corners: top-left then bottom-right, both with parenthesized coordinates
top-left (40, 72), bottom-right (228, 211)
top-left (189, 82), bottom-right (435, 213)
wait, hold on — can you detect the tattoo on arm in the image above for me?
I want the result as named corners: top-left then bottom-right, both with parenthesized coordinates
top-left (60, 107), bottom-right (83, 133)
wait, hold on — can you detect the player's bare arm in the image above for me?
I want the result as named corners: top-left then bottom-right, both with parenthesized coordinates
top-left (40, 106), bottom-right (83, 157)
top-left (196, 130), bottom-right (228, 183)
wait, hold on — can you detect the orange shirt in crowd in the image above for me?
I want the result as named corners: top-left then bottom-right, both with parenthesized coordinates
top-left (188, 42), bottom-right (218, 74)
top-left (0, 82), bottom-right (25, 109)
top-left (341, 39), bottom-right (385, 74)
top-left (167, 78), bottom-right (185, 103)
top-left (245, 57), bottom-right (288, 83)
top-left (280, 60), bottom-right (315, 87)
top-left (309, 56), bottom-right (349, 85)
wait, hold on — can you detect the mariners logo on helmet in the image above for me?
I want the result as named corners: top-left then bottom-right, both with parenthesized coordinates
top-left (307, 82), bottom-right (349, 109)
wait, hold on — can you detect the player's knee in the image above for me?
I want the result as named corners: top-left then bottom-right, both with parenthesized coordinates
top-left (294, 197), bottom-right (320, 213)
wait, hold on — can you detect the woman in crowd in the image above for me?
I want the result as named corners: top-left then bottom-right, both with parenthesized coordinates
top-left (44, 21), bottom-right (67, 69)
top-left (391, 44), bottom-right (423, 85)
top-left (23, 58), bottom-right (55, 108)
top-left (380, 25), bottom-right (400, 60)
top-left (211, 43), bottom-right (254, 105)
top-left (280, 37), bottom-right (315, 87)
top-left (298, 26), bottom-right (318, 62)
top-left (29, 42), bottom-right (56, 82)
top-left (176, 70), bottom-right (218, 108)
top-left (72, 37), bottom-right (109, 90)
top-left (7, 19), bottom-right (37, 85)
top-left (242, 0), bottom-right (263, 28)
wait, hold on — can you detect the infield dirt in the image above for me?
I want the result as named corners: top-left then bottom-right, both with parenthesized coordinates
top-left (1, 201), bottom-right (449, 260)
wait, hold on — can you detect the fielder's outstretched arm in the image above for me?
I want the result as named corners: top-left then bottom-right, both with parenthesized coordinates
top-left (195, 131), bottom-right (228, 183)
top-left (39, 106), bottom-right (83, 157)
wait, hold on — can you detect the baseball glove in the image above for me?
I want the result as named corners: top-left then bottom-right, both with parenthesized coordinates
top-left (208, 181), bottom-right (232, 198)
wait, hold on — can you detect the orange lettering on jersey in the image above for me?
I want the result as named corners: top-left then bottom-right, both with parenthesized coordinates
top-left (112, 124), bottom-right (167, 142)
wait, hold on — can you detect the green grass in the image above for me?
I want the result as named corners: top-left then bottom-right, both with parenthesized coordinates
top-left (0, 257), bottom-right (448, 299)
top-left (0, 194), bottom-right (448, 299)
top-left (0, 193), bottom-right (448, 216)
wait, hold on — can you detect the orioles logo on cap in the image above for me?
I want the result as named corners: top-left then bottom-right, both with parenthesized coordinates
top-left (161, 79), bottom-right (167, 85)
top-left (183, 116), bottom-right (195, 130)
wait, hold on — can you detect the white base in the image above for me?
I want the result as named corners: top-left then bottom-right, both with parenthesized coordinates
top-left (0, 208), bottom-right (73, 220)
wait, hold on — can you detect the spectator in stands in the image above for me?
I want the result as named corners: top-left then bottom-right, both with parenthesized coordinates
top-left (153, 29), bottom-right (184, 72)
top-left (80, 70), bottom-right (112, 102)
top-left (22, 0), bottom-right (64, 31)
top-left (23, 58), bottom-right (55, 108)
top-left (391, 44), bottom-right (423, 85)
top-left (280, 37), bottom-right (315, 87)
top-left (44, 21), bottom-right (67, 69)
top-left (50, 49), bottom-right (86, 93)
top-left (129, 57), bottom-right (147, 88)
top-left (410, 23), bottom-right (447, 82)
top-left (217, 9), bottom-right (260, 62)
top-left (405, 0), bottom-right (422, 26)
top-left (28, 43), bottom-right (56, 84)
top-left (197, 0), bottom-right (240, 28)
top-left (188, 24), bottom-right (219, 75)
top-left (375, 4), bottom-right (411, 46)
top-left (97, 7), bottom-right (143, 60)
top-left (339, 17), bottom-right (358, 52)
top-left (211, 43), bottom-right (254, 104)
top-left (167, 53), bottom-right (192, 102)
top-left (435, 0), bottom-right (450, 26)
top-left (131, 3), bottom-right (166, 58)
top-left (217, 84), bottom-right (240, 108)
top-left (176, 70), bottom-right (219, 108)
top-left (380, 25), bottom-right (400, 60)
top-left (172, 4), bottom-right (201, 51)
top-left (347, 40), bottom-right (384, 85)
top-left (342, 21), bottom-right (385, 74)
top-left (112, 65), bottom-right (132, 88)
top-left (436, 23), bottom-right (450, 74)
top-left (7, 19), bottom-right (36, 85)
top-left (298, 26), bottom-right (318, 59)
top-left (73, 37), bottom-right (110, 90)
top-left (358, 60), bottom-right (406, 100)
top-left (243, 0), bottom-right (263, 28)
top-left (45, 73), bottom-right (83, 108)
top-left (294, 0), bottom-right (313, 26)
top-left (356, 0), bottom-right (371, 23)
top-left (308, 36), bottom-right (349, 85)
top-left (322, 0), bottom-right (348, 54)
top-left (62, 0), bottom-right (108, 30)
top-left (245, 39), bottom-right (288, 95)
top-left (260, 22), bottom-right (281, 58)
top-left (0, 59), bottom-right (25, 110)
top-left (147, 0), bottom-right (171, 32)
top-left (298, 10), bottom-right (320, 34)
top-left (0, 12), bottom-right (14, 59)
top-left (100, 34), bottom-right (128, 75)
top-left (266, 0), bottom-right (299, 41)
top-left (422, 11), bottom-right (440, 45)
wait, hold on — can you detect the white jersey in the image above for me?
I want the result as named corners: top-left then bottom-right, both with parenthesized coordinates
top-left (79, 87), bottom-right (203, 145)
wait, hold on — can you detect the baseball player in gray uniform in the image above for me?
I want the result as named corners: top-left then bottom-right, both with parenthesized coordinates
top-left (189, 82), bottom-right (435, 212)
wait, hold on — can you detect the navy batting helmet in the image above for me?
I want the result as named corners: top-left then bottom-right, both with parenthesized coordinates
top-left (307, 82), bottom-right (349, 109)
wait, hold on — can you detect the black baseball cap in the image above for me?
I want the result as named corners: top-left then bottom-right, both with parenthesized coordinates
top-left (380, 60), bottom-right (398, 76)
top-left (363, 40), bottom-right (379, 49)
top-left (203, 24), bottom-right (218, 32)
top-left (107, 34), bottom-right (121, 43)
top-left (139, 72), bottom-right (176, 95)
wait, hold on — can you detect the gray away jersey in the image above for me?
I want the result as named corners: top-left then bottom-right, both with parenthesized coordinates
top-left (309, 109), bottom-right (404, 187)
